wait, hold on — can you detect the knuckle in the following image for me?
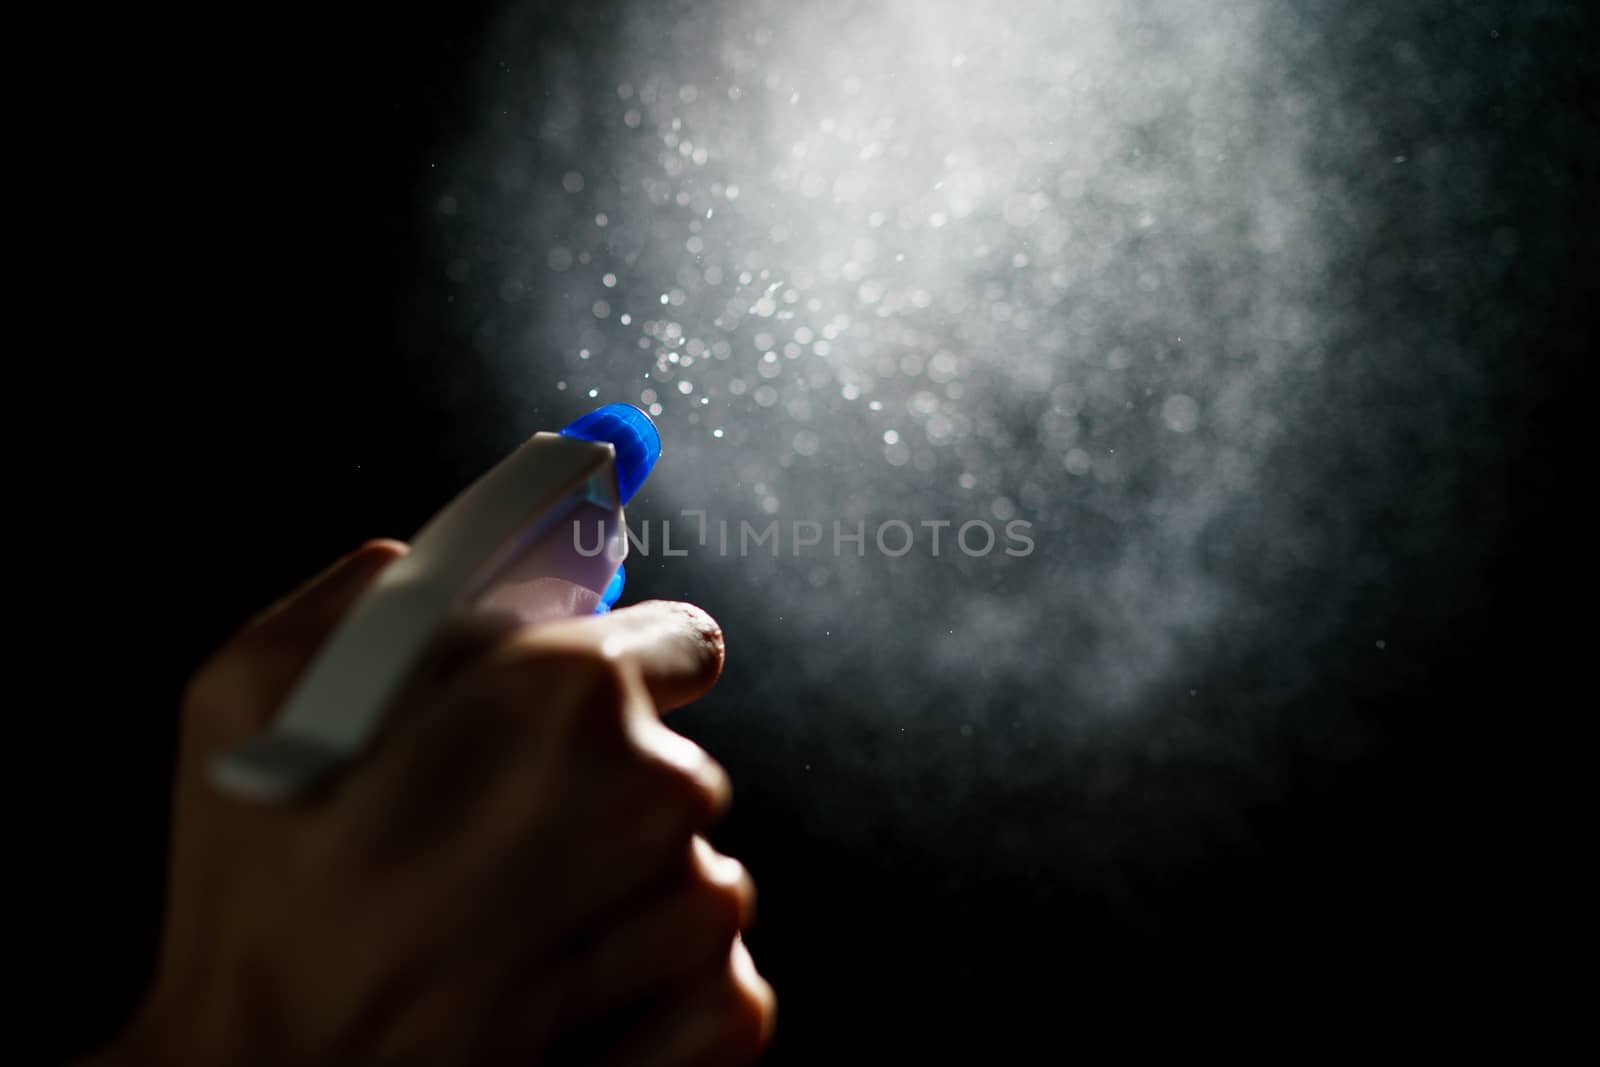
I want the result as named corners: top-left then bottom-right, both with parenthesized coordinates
top-left (570, 652), bottom-right (633, 706)
top-left (547, 645), bottom-right (631, 700)
top-left (715, 978), bottom-right (774, 1064)
top-left (491, 641), bottom-right (635, 728)
top-left (690, 866), bottom-right (753, 946)
top-left (419, 615), bottom-right (522, 679)
top-left (634, 740), bottom-right (730, 829)
top-left (696, 757), bottom-right (734, 823)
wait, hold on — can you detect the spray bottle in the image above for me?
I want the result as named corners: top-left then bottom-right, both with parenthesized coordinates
top-left (209, 402), bottom-right (661, 803)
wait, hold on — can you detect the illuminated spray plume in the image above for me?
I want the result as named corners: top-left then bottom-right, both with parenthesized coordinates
top-left (432, 0), bottom-right (1521, 861)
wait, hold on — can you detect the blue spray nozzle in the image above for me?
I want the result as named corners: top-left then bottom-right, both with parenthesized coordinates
top-left (559, 403), bottom-right (661, 504)
top-left (595, 563), bottom-right (626, 614)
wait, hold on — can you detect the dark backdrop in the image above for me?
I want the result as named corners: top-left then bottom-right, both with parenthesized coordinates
top-left (51, 0), bottom-right (1592, 1060)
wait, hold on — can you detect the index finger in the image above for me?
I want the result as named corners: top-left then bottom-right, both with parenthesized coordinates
top-left (517, 599), bottom-right (726, 713)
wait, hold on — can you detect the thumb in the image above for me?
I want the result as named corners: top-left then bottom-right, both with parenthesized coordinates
top-left (186, 540), bottom-right (409, 750)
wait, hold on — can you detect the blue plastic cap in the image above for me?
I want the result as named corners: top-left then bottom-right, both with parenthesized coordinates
top-left (559, 403), bottom-right (661, 504)
top-left (596, 563), bottom-right (626, 614)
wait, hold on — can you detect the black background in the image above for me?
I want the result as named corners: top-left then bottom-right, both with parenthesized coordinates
top-left (48, 0), bottom-right (1593, 1059)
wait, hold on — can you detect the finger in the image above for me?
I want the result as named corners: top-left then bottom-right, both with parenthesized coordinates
top-left (561, 838), bottom-right (755, 1025)
top-left (407, 609), bottom-right (527, 690)
top-left (250, 539), bottom-right (408, 644)
top-left (508, 715), bottom-right (732, 936)
top-left (524, 599), bottom-right (726, 713)
top-left (184, 540), bottom-right (408, 747)
top-left (345, 644), bottom-right (730, 937)
top-left (589, 938), bottom-right (776, 1067)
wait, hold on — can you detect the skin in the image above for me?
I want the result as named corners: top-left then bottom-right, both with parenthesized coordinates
top-left (86, 540), bottom-right (776, 1066)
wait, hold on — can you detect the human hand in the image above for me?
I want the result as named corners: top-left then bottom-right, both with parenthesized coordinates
top-left (93, 540), bottom-right (774, 1066)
